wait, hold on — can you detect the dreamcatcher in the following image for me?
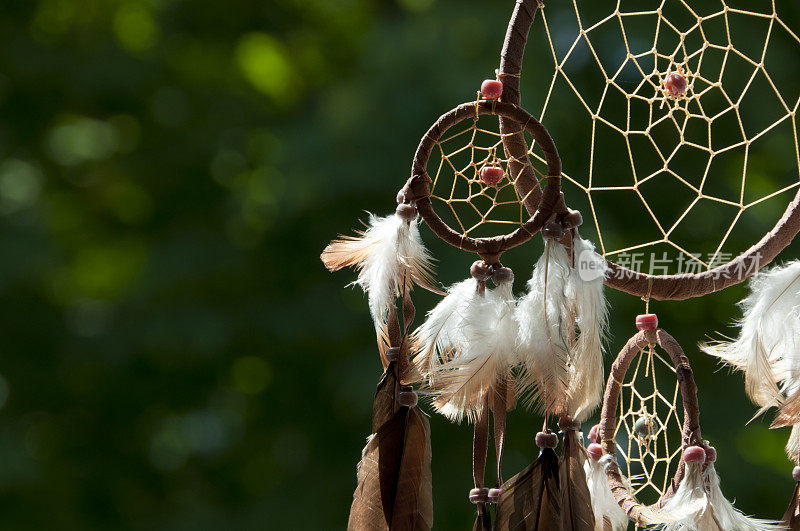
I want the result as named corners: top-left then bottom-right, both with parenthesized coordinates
top-left (322, 0), bottom-right (800, 529)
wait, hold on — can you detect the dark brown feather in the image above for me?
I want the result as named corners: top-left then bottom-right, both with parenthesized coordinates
top-left (372, 366), bottom-right (399, 433)
top-left (347, 407), bottom-right (433, 531)
top-left (783, 482), bottom-right (800, 530)
top-left (559, 431), bottom-right (595, 530)
top-left (495, 447), bottom-right (562, 530)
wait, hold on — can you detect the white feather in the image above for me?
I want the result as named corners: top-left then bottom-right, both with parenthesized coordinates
top-left (516, 240), bottom-right (572, 416)
top-left (413, 278), bottom-right (517, 423)
top-left (322, 212), bottom-right (435, 333)
top-left (658, 462), bottom-right (781, 530)
top-left (516, 235), bottom-right (608, 419)
top-left (659, 464), bottom-right (714, 530)
top-left (701, 261), bottom-right (800, 411)
top-left (566, 234), bottom-right (609, 421)
top-left (584, 455), bottom-right (629, 531)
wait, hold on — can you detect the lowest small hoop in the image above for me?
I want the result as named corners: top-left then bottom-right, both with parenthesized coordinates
top-left (400, 100), bottom-right (565, 265)
top-left (598, 328), bottom-right (702, 524)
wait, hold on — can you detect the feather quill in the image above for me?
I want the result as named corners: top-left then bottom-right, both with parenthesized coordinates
top-left (584, 455), bottom-right (630, 531)
top-left (701, 261), bottom-right (800, 414)
top-left (321, 212), bottom-right (437, 332)
top-left (413, 278), bottom-right (517, 423)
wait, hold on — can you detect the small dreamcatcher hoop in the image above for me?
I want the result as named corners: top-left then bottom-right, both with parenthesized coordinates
top-left (399, 99), bottom-right (566, 265)
top-left (598, 323), bottom-right (701, 524)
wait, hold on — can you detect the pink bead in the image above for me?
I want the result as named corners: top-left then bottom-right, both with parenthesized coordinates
top-left (481, 79), bottom-right (503, 99)
top-left (588, 424), bottom-right (601, 444)
top-left (683, 445), bottom-right (706, 464)
top-left (480, 166), bottom-right (504, 186)
top-left (586, 443), bottom-right (603, 462)
top-left (664, 72), bottom-right (688, 97)
top-left (636, 314), bottom-right (658, 331)
top-left (470, 260), bottom-right (492, 281)
top-left (705, 446), bottom-right (717, 464)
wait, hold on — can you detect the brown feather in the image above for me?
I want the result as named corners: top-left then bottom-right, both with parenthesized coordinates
top-left (782, 482), bottom-right (800, 530)
top-left (372, 367), bottom-right (398, 433)
top-left (495, 447), bottom-right (562, 530)
top-left (773, 389), bottom-right (800, 428)
top-left (348, 406), bottom-right (433, 531)
top-left (321, 233), bottom-right (377, 271)
top-left (559, 430), bottom-right (595, 530)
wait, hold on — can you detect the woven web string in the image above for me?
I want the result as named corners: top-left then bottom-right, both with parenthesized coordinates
top-left (428, 113), bottom-right (538, 237)
top-left (532, 0), bottom-right (800, 270)
top-left (616, 345), bottom-right (683, 508)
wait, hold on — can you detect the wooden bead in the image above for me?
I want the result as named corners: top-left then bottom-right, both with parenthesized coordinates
top-left (469, 487), bottom-right (490, 504)
top-left (705, 446), bottom-right (717, 464)
top-left (470, 260), bottom-right (492, 281)
top-left (480, 166), bottom-right (504, 186)
top-left (398, 391), bottom-right (418, 408)
top-left (542, 222), bottom-right (563, 240)
top-left (492, 266), bottom-right (514, 285)
top-left (562, 209), bottom-right (583, 229)
top-left (586, 443), bottom-right (603, 462)
top-left (535, 432), bottom-right (558, 449)
top-left (793, 466), bottom-right (800, 482)
top-left (396, 203), bottom-right (417, 221)
top-left (588, 424), bottom-right (601, 444)
top-left (480, 79), bottom-right (503, 99)
top-left (635, 313), bottom-right (658, 331)
top-left (487, 488), bottom-right (501, 503)
top-left (558, 417), bottom-right (579, 432)
top-left (396, 190), bottom-right (407, 204)
top-left (385, 347), bottom-right (401, 362)
top-left (683, 445), bottom-right (706, 464)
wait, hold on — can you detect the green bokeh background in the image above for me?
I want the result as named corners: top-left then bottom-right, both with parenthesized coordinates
top-left (0, 0), bottom-right (799, 529)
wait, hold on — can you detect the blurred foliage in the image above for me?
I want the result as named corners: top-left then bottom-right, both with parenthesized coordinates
top-left (0, 0), bottom-right (798, 529)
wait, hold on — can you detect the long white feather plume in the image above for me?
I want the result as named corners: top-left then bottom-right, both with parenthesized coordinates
top-left (701, 261), bottom-right (800, 416)
top-left (321, 211), bottom-right (436, 332)
top-left (584, 455), bottom-right (630, 531)
top-left (516, 234), bottom-right (608, 419)
top-left (659, 462), bottom-right (781, 530)
top-left (413, 277), bottom-right (517, 423)
top-left (516, 239), bottom-right (572, 416)
top-left (565, 233), bottom-right (609, 421)
top-left (659, 463), bottom-right (716, 530)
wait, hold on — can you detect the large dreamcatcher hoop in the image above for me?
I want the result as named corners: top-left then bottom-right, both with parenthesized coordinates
top-left (523, 0), bottom-right (800, 300)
